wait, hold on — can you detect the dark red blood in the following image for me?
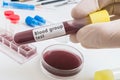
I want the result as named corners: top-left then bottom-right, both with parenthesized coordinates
top-left (42, 50), bottom-right (82, 76)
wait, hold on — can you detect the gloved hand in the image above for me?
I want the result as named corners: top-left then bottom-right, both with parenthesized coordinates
top-left (70, 0), bottom-right (120, 48)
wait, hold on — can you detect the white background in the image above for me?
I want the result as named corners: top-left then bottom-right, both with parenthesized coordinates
top-left (0, 0), bottom-right (120, 80)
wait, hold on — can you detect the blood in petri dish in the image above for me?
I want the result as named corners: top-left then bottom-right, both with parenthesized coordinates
top-left (42, 50), bottom-right (83, 76)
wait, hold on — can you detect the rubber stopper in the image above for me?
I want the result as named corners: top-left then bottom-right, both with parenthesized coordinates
top-left (9, 14), bottom-right (20, 23)
top-left (4, 10), bottom-right (14, 18)
top-left (89, 10), bottom-right (110, 23)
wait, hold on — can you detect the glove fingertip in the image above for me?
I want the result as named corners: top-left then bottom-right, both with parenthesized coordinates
top-left (69, 34), bottom-right (79, 43)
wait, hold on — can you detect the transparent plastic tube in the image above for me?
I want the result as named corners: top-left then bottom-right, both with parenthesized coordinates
top-left (2, 1), bottom-right (35, 10)
top-left (94, 68), bottom-right (120, 80)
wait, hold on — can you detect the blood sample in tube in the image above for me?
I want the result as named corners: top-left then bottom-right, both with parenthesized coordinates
top-left (13, 10), bottom-right (110, 44)
top-left (14, 19), bottom-right (88, 44)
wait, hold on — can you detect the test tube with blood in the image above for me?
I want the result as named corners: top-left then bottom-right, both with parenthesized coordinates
top-left (13, 10), bottom-right (111, 44)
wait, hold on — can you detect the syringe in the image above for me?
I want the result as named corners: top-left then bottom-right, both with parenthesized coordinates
top-left (94, 68), bottom-right (120, 80)
top-left (13, 10), bottom-right (110, 44)
top-left (2, 1), bottom-right (35, 10)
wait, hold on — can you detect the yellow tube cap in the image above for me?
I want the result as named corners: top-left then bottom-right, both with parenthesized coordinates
top-left (94, 69), bottom-right (114, 80)
top-left (89, 10), bottom-right (110, 23)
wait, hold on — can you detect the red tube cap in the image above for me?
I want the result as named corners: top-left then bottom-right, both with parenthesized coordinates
top-left (9, 14), bottom-right (20, 23)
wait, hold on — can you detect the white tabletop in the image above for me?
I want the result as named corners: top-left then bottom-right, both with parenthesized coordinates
top-left (0, 1), bottom-right (120, 80)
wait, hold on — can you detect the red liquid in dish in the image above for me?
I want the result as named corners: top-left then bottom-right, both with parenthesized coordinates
top-left (42, 50), bottom-right (83, 76)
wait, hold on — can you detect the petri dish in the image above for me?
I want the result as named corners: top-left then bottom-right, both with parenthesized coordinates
top-left (40, 44), bottom-right (84, 79)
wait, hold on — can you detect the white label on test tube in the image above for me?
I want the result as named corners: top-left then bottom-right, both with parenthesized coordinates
top-left (33, 23), bottom-right (66, 41)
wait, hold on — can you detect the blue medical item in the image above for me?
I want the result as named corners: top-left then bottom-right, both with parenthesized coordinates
top-left (25, 15), bottom-right (46, 27)
top-left (3, 1), bottom-right (35, 10)
top-left (34, 15), bottom-right (46, 24)
top-left (25, 16), bottom-right (42, 27)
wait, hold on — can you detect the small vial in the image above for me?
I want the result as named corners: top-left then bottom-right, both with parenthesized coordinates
top-left (4, 10), bottom-right (20, 34)
top-left (6, 15), bottom-right (20, 35)
top-left (2, 1), bottom-right (35, 10)
top-left (94, 68), bottom-right (120, 80)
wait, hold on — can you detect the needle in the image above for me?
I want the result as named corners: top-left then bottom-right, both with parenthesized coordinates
top-left (54, 0), bottom-right (78, 7)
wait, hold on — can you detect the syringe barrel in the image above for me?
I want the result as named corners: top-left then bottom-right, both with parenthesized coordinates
top-left (3, 1), bottom-right (35, 10)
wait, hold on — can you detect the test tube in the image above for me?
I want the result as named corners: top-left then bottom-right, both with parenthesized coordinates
top-left (2, 1), bottom-right (35, 10)
top-left (94, 68), bottom-right (120, 80)
top-left (41, 44), bottom-right (84, 78)
top-left (13, 10), bottom-right (110, 44)
top-left (4, 10), bottom-right (20, 35)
